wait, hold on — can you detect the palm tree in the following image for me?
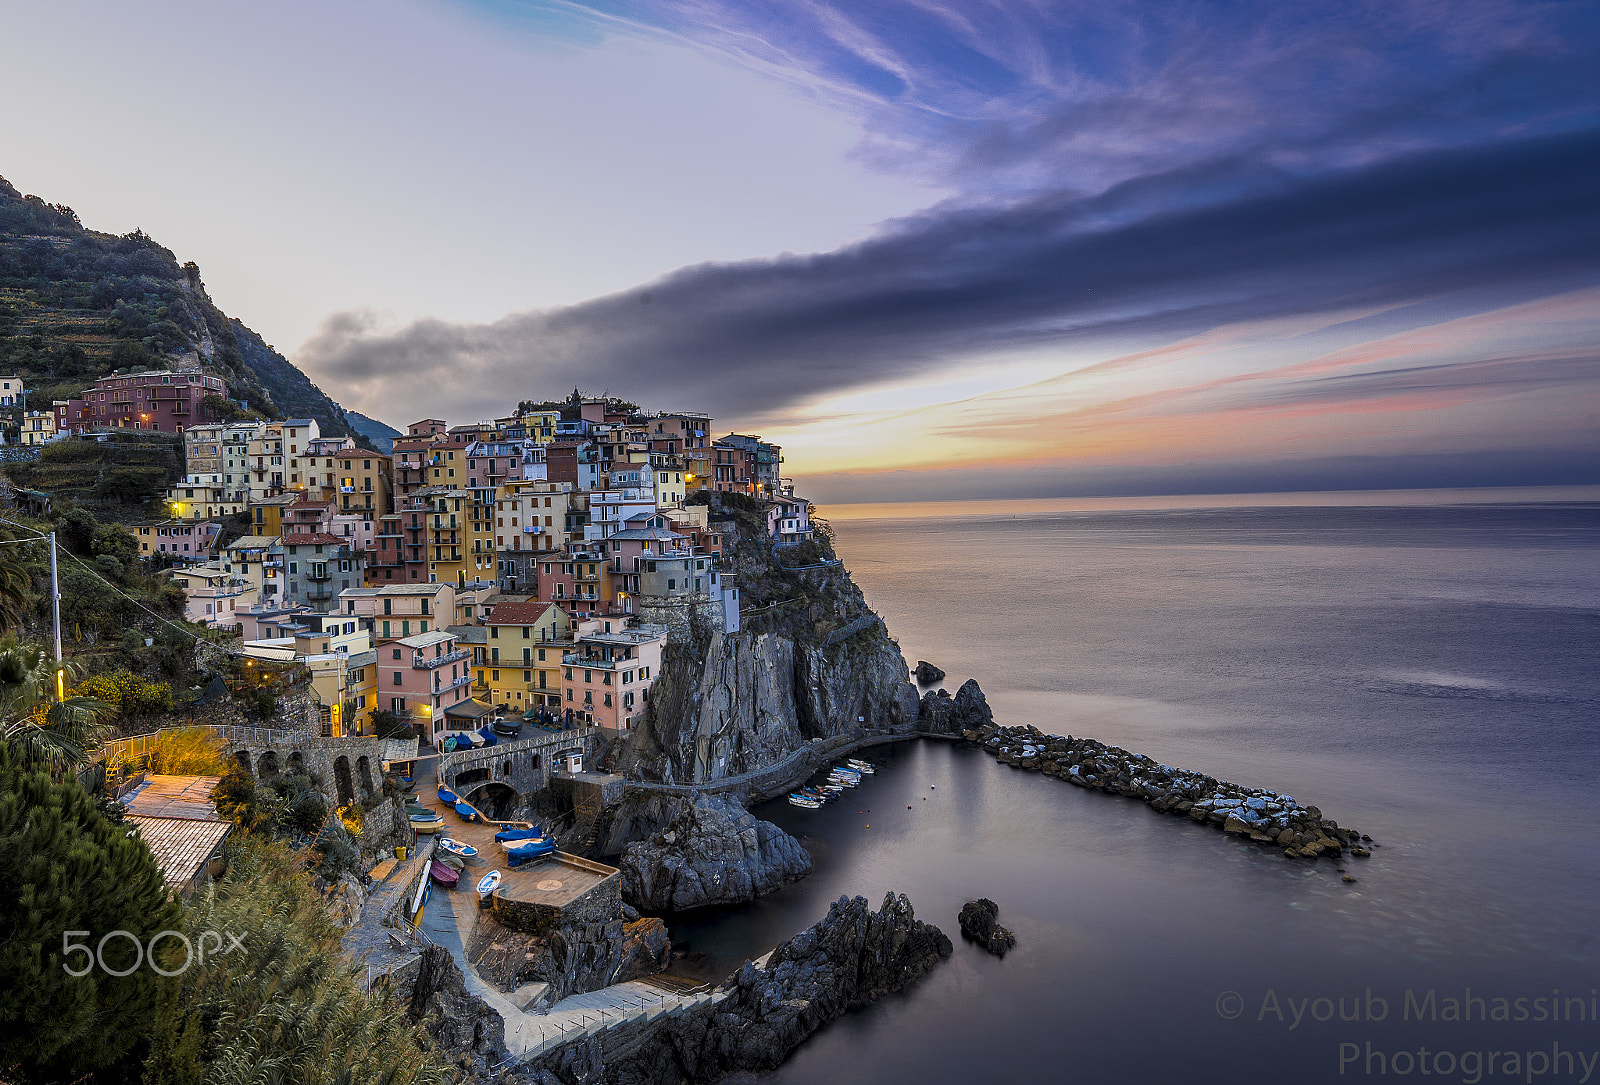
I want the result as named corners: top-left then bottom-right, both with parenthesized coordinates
top-left (0, 529), bottom-right (34, 635)
top-left (0, 636), bottom-right (112, 770)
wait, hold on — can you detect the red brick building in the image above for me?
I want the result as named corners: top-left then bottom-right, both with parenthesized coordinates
top-left (55, 370), bottom-right (227, 435)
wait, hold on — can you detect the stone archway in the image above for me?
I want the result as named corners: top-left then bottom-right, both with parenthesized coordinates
top-left (287, 751), bottom-right (305, 775)
top-left (356, 755), bottom-right (374, 797)
top-left (333, 755), bottom-right (355, 806)
top-left (234, 750), bottom-right (253, 776)
top-left (462, 781), bottom-right (518, 820)
top-left (257, 750), bottom-right (280, 779)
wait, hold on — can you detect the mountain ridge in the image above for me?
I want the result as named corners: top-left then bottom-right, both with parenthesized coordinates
top-left (0, 173), bottom-right (367, 444)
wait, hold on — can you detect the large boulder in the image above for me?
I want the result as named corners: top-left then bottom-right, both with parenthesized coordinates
top-left (618, 792), bottom-right (811, 911)
top-left (957, 898), bottom-right (1017, 957)
top-left (912, 660), bottom-right (946, 683)
top-left (917, 678), bottom-right (994, 736)
top-left (405, 946), bottom-right (504, 1060)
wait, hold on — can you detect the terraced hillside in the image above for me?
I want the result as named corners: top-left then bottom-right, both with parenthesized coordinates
top-left (0, 175), bottom-right (363, 441)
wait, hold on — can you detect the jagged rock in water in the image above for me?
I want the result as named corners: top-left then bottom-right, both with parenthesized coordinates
top-left (618, 792), bottom-right (811, 911)
top-left (913, 660), bottom-right (946, 683)
top-left (957, 898), bottom-right (1017, 957)
top-left (521, 892), bottom-right (952, 1085)
top-left (917, 677), bottom-right (994, 736)
top-left (405, 945), bottom-right (505, 1060)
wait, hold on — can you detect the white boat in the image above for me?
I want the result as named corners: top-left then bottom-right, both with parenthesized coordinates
top-left (436, 837), bottom-right (479, 859)
top-left (788, 793), bottom-right (822, 808)
top-left (847, 759), bottom-right (876, 774)
top-left (476, 870), bottom-right (502, 899)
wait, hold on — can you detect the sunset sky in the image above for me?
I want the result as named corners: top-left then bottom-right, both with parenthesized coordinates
top-left (3, 0), bottom-right (1596, 499)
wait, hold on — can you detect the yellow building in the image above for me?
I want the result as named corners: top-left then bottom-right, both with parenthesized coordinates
top-left (249, 494), bottom-right (299, 537)
top-left (480, 600), bottom-right (570, 713)
top-left (520, 409), bottom-right (561, 444)
top-left (409, 486), bottom-right (495, 585)
top-left (20, 410), bottom-right (55, 446)
top-left (241, 626), bottom-right (377, 736)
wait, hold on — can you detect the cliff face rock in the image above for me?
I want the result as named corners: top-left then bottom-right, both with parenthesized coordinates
top-left (617, 792), bottom-right (811, 912)
top-left (467, 909), bottom-right (670, 1005)
top-left (520, 892), bottom-right (952, 1085)
top-left (616, 493), bottom-right (920, 788)
top-left (917, 678), bottom-right (994, 736)
top-left (625, 626), bottom-right (919, 786)
top-left (406, 946), bottom-right (505, 1061)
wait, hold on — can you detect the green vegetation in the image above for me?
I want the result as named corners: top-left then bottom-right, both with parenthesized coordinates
top-left (146, 836), bottom-right (449, 1085)
top-left (0, 174), bottom-right (362, 458)
top-left (5, 433), bottom-right (184, 514)
top-left (0, 635), bottom-right (114, 770)
top-left (0, 741), bottom-right (182, 1083)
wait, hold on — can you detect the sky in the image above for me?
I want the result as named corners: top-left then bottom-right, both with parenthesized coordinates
top-left (3, 0), bottom-right (1597, 500)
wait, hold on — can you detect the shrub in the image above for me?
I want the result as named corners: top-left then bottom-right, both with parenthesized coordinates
top-left (74, 668), bottom-right (174, 715)
top-left (147, 726), bottom-right (225, 775)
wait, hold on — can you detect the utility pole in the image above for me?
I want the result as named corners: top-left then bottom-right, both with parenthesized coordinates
top-left (48, 531), bottom-right (62, 700)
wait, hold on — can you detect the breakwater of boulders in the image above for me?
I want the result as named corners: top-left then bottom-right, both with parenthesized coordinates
top-left (961, 721), bottom-right (1373, 861)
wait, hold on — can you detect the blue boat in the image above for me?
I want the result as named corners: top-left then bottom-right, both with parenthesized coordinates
top-left (477, 727), bottom-right (499, 747)
top-left (454, 801), bottom-right (481, 823)
top-left (494, 827), bottom-right (546, 843)
top-left (505, 838), bottom-right (557, 867)
top-left (438, 785), bottom-right (460, 805)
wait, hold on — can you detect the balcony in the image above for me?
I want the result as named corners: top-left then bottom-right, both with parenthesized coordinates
top-left (433, 673), bottom-right (473, 693)
top-left (563, 651), bottom-right (630, 669)
top-left (306, 568), bottom-right (331, 581)
top-left (306, 587), bottom-right (335, 602)
top-left (414, 648), bottom-right (471, 669)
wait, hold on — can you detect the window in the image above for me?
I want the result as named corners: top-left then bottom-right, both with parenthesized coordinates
top-left (566, 688), bottom-right (573, 701)
top-left (492, 670), bottom-right (499, 681)
top-left (603, 693), bottom-right (612, 707)
top-left (392, 671), bottom-right (402, 686)
top-left (523, 670), bottom-right (531, 682)
top-left (392, 648), bottom-right (401, 659)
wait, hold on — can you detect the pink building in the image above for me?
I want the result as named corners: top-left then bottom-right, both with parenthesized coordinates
top-left (383, 629), bottom-right (474, 744)
top-left (559, 617), bottom-right (666, 735)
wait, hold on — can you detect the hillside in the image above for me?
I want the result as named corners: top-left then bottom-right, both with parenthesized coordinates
top-left (0, 174), bottom-right (363, 442)
top-left (345, 409), bottom-right (400, 453)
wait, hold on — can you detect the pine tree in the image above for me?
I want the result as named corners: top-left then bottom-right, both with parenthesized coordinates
top-left (0, 742), bottom-right (181, 1081)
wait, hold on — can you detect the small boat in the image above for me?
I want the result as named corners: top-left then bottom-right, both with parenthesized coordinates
top-left (429, 860), bottom-right (459, 887)
top-left (476, 870), bottom-right (502, 899)
top-left (436, 837), bottom-right (478, 859)
top-left (436, 853), bottom-right (464, 872)
top-left (847, 759), bottom-right (876, 774)
top-left (454, 802), bottom-right (481, 823)
top-left (438, 785), bottom-right (460, 805)
top-left (505, 838), bottom-right (557, 866)
top-left (788, 793), bottom-right (822, 808)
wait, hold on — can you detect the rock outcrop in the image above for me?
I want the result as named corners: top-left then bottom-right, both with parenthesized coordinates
top-left (467, 908), bottom-right (671, 1005)
top-left (519, 892), bottom-right (952, 1085)
top-left (406, 945), bottom-right (505, 1063)
top-left (965, 721), bottom-right (1375, 860)
top-left (617, 792), bottom-right (811, 912)
top-left (913, 660), bottom-right (945, 683)
top-left (615, 493), bottom-right (920, 787)
top-left (917, 678), bottom-right (994, 736)
top-left (957, 898), bottom-right (1017, 957)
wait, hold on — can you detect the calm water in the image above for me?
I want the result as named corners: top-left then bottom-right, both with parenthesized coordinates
top-left (672, 493), bottom-right (1600, 1084)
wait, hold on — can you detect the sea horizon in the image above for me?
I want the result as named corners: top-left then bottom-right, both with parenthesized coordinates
top-left (815, 483), bottom-right (1600, 521)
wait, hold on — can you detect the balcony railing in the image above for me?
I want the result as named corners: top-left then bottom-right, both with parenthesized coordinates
top-left (305, 569), bottom-right (331, 581)
top-left (306, 587), bottom-right (335, 602)
top-left (563, 652), bottom-right (630, 669)
top-left (433, 673), bottom-right (473, 692)
top-left (414, 648), bottom-right (470, 669)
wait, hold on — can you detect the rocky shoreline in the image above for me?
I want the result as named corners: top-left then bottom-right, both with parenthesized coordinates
top-left (963, 719), bottom-right (1374, 860)
top-left (515, 892), bottom-right (951, 1085)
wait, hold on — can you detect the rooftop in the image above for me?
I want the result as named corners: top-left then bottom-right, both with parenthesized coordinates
top-left (127, 816), bottom-right (233, 893)
top-left (485, 601), bottom-right (559, 625)
top-left (397, 629), bottom-right (456, 649)
top-left (124, 774), bottom-right (223, 820)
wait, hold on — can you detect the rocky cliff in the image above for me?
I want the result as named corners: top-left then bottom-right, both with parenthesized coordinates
top-left (614, 792), bottom-right (811, 912)
top-left (618, 494), bottom-right (919, 786)
top-left (468, 906), bottom-right (671, 1006)
top-left (517, 892), bottom-right (952, 1085)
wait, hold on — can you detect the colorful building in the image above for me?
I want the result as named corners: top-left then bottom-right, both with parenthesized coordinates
top-left (54, 370), bottom-right (227, 435)
top-left (559, 617), bottom-right (666, 735)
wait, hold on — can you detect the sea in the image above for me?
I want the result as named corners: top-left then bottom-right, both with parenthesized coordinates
top-left (668, 487), bottom-right (1600, 1085)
